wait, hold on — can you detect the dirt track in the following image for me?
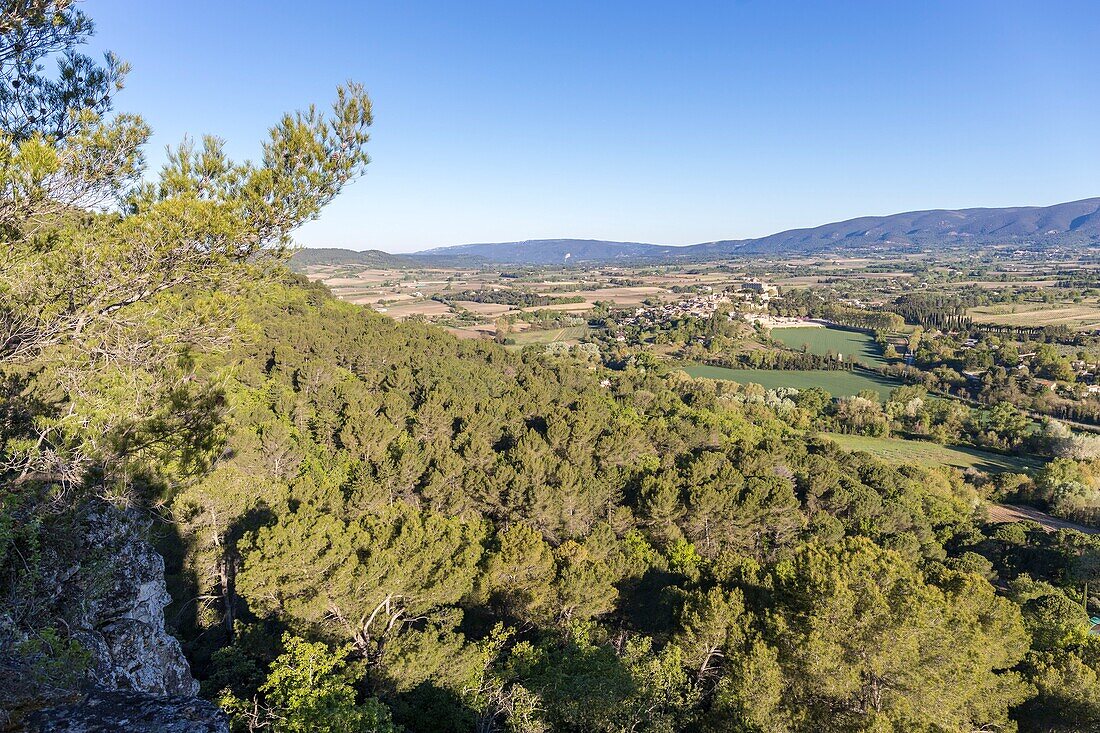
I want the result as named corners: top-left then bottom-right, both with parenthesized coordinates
top-left (986, 504), bottom-right (1100, 535)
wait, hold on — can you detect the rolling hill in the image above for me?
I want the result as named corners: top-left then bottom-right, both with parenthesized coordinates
top-left (288, 247), bottom-right (415, 269)
top-left (296, 197), bottom-right (1100, 267)
top-left (698, 196), bottom-right (1100, 256)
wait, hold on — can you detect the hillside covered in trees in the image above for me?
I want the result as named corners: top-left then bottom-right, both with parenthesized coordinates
top-left (169, 277), bottom-right (1100, 733)
top-left (5, 3), bottom-right (1100, 733)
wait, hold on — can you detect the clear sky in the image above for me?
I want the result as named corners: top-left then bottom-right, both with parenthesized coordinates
top-left (86, 0), bottom-right (1100, 253)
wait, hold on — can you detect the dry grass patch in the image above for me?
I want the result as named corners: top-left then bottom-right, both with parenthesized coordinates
top-left (968, 301), bottom-right (1100, 331)
top-left (375, 300), bottom-right (453, 319)
top-left (453, 301), bottom-right (514, 316)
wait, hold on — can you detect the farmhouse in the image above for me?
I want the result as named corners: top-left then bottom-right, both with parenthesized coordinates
top-left (741, 280), bottom-right (779, 298)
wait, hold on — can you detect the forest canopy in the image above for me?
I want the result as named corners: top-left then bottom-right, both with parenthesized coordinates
top-left (3, 3), bottom-right (1100, 733)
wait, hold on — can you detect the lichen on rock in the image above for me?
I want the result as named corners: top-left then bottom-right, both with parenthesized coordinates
top-left (1, 500), bottom-right (205, 727)
top-left (23, 690), bottom-right (229, 733)
top-left (63, 503), bottom-right (198, 697)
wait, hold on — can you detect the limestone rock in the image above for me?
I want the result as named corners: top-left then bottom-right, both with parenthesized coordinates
top-left (60, 504), bottom-right (199, 696)
top-left (23, 690), bottom-right (229, 733)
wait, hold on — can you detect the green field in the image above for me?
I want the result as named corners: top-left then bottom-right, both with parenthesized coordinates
top-left (771, 326), bottom-right (886, 367)
top-left (823, 432), bottom-right (1038, 473)
top-left (681, 364), bottom-right (901, 400)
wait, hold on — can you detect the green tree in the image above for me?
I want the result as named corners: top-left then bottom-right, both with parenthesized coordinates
top-left (1018, 639), bottom-right (1100, 732)
top-left (237, 503), bottom-right (484, 691)
top-left (0, 10), bottom-right (373, 508)
top-left (222, 633), bottom-right (396, 733)
top-left (1020, 590), bottom-right (1090, 652)
top-left (480, 522), bottom-right (558, 623)
top-left (985, 402), bottom-right (1031, 449)
top-left (705, 640), bottom-right (787, 733)
top-left (672, 586), bottom-right (746, 681)
top-left (761, 538), bottom-right (1030, 731)
top-left (0, 1), bottom-right (373, 708)
top-left (553, 525), bottom-right (627, 622)
top-left (0, 0), bottom-right (127, 141)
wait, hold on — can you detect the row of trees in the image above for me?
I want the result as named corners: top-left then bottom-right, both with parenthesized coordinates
top-left (436, 290), bottom-right (587, 308)
top-left (705, 349), bottom-right (855, 371)
top-left (893, 293), bottom-right (974, 330)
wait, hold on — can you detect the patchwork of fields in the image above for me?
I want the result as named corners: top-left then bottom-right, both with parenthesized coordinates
top-left (301, 263), bottom-right (685, 339)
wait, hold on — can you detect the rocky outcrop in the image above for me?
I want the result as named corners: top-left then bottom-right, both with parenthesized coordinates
top-left (2, 501), bottom-right (212, 729)
top-left (58, 504), bottom-right (198, 696)
top-left (23, 690), bottom-right (228, 732)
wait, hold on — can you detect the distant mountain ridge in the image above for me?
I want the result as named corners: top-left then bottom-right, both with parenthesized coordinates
top-left (293, 197), bottom-right (1100, 267)
top-left (700, 196), bottom-right (1100, 256)
top-left (414, 239), bottom-right (671, 265)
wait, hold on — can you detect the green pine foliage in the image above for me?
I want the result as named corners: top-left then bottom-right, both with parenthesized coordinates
top-left (5, 4), bottom-right (1100, 732)
top-left (167, 279), bottom-right (1057, 732)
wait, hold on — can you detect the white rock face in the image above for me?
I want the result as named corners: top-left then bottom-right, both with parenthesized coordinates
top-left (60, 504), bottom-right (199, 696)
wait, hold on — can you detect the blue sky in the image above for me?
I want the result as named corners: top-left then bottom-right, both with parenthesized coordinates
top-left (87, 1), bottom-right (1100, 253)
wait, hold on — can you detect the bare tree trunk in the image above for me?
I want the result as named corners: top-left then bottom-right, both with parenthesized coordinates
top-left (219, 551), bottom-right (238, 638)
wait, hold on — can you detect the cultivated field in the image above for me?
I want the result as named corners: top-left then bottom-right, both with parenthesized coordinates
top-left (986, 504), bottom-right (1098, 534)
top-left (374, 300), bottom-right (452, 318)
top-left (524, 285), bottom-right (672, 306)
top-left (520, 302), bottom-right (593, 313)
top-left (298, 263), bottom-right (714, 341)
top-left (823, 433), bottom-right (1037, 473)
top-left (968, 301), bottom-right (1100, 331)
top-left (770, 326), bottom-right (887, 367)
top-left (453, 301), bottom-right (514, 316)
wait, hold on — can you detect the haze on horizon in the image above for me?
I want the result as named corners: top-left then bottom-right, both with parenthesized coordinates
top-left (87, 0), bottom-right (1100, 253)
